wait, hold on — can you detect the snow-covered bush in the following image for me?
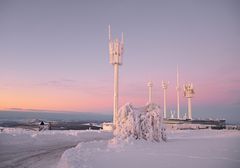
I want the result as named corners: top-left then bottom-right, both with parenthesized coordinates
top-left (114, 103), bottom-right (166, 142)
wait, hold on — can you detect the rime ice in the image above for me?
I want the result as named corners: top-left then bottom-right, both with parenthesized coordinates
top-left (114, 103), bottom-right (167, 142)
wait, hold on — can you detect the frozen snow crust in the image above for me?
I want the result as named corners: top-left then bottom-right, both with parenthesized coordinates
top-left (58, 130), bottom-right (240, 168)
top-left (0, 128), bottom-right (112, 146)
top-left (114, 103), bottom-right (166, 142)
top-left (0, 128), bottom-right (113, 168)
top-left (1, 127), bottom-right (240, 168)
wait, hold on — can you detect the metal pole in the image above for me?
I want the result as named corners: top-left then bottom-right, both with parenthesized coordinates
top-left (163, 89), bottom-right (167, 118)
top-left (148, 81), bottom-right (153, 103)
top-left (176, 65), bottom-right (180, 119)
top-left (188, 98), bottom-right (192, 119)
top-left (113, 64), bottom-right (119, 125)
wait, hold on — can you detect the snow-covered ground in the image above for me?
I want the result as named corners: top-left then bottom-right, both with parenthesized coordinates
top-left (0, 128), bottom-right (112, 168)
top-left (58, 129), bottom-right (240, 168)
top-left (1, 128), bottom-right (240, 168)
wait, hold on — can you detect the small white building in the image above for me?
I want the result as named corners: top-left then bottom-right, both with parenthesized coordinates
top-left (102, 122), bottom-right (114, 131)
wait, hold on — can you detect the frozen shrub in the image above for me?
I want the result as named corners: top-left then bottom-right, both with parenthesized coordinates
top-left (114, 103), bottom-right (166, 142)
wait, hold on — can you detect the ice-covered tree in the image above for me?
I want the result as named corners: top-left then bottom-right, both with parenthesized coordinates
top-left (114, 103), bottom-right (166, 142)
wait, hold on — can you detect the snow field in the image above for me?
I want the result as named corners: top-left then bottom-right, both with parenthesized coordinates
top-left (0, 128), bottom-right (112, 146)
top-left (58, 130), bottom-right (240, 168)
top-left (0, 128), bottom-right (113, 168)
top-left (1, 127), bottom-right (240, 168)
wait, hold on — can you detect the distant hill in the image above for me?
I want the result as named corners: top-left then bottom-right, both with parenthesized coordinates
top-left (0, 111), bottom-right (112, 122)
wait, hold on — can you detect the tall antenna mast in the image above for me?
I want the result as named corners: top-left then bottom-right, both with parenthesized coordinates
top-left (108, 25), bottom-right (124, 127)
top-left (176, 65), bottom-right (180, 119)
top-left (121, 32), bottom-right (124, 44)
top-left (108, 25), bottom-right (111, 41)
top-left (147, 81), bottom-right (153, 103)
top-left (162, 81), bottom-right (169, 119)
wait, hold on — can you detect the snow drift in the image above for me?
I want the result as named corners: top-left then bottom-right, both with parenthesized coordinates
top-left (114, 103), bottom-right (166, 142)
top-left (57, 130), bottom-right (240, 168)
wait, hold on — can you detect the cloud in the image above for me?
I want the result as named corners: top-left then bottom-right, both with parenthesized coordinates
top-left (5, 107), bottom-right (50, 112)
top-left (35, 79), bottom-right (78, 89)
